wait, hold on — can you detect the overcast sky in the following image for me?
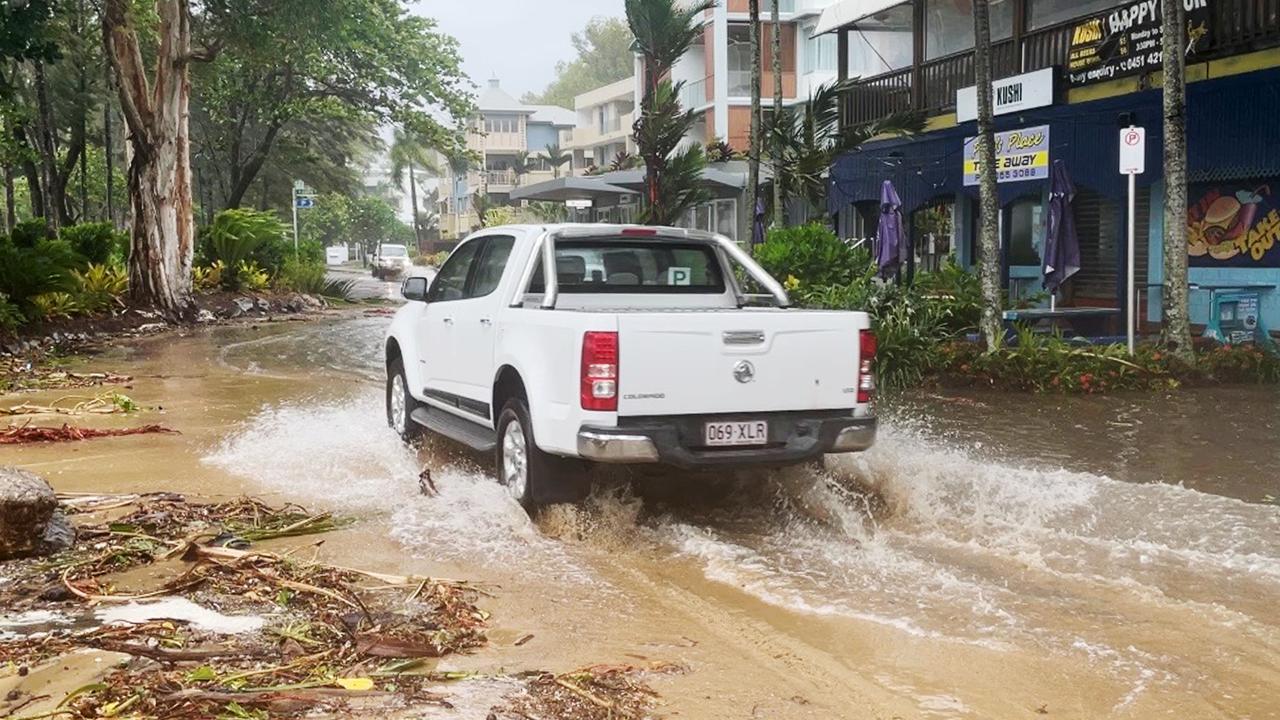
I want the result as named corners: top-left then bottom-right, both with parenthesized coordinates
top-left (411, 0), bottom-right (627, 101)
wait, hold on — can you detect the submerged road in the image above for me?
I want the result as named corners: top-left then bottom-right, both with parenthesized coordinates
top-left (5, 314), bottom-right (1279, 719)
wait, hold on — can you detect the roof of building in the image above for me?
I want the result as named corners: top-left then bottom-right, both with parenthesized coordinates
top-left (527, 105), bottom-right (578, 127)
top-left (476, 77), bottom-right (533, 114)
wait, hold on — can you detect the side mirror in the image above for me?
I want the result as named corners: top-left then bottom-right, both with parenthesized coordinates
top-left (401, 276), bottom-right (429, 302)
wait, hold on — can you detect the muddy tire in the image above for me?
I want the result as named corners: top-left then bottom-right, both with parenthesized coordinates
top-left (495, 398), bottom-right (589, 512)
top-left (386, 358), bottom-right (423, 442)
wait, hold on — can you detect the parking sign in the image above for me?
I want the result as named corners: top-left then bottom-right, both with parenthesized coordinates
top-left (1119, 127), bottom-right (1145, 175)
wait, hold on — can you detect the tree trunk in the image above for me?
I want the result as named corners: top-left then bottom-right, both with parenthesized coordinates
top-left (2, 164), bottom-right (14, 234)
top-left (747, 0), bottom-right (761, 244)
top-left (1160, 0), bottom-right (1193, 361)
top-left (770, 0), bottom-right (784, 228)
top-left (11, 123), bottom-right (46, 219)
top-left (104, 0), bottom-right (197, 318)
top-left (32, 60), bottom-right (59, 231)
top-left (104, 61), bottom-right (116, 226)
top-left (409, 164), bottom-right (423, 252)
top-left (973, 0), bottom-right (1003, 352)
top-left (225, 120), bottom-right (283, 209)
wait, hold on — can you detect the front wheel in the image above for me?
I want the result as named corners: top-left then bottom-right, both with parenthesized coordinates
top-left (386, 358), bottom-right (423, 442)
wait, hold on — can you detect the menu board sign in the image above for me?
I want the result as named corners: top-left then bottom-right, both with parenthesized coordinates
top-left (1066, 0), bottom-right (1212, 87)
top-left (963, 126), bottom-right (1052, 186)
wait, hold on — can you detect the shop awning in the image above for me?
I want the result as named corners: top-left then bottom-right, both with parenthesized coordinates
top-left (813, 0), bottom-right (908, 36)
top-left (597, 163), bottom-right (762, 191)
top-left (508, 176), bottom-right (637, 203)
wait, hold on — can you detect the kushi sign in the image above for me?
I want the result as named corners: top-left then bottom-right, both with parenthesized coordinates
top-left (963, 125), bottom-right (1052, 186)
top-left (1066, 0), bottom-right (1212, 87)
top-left (956, 68), bottom-right (1056, 123)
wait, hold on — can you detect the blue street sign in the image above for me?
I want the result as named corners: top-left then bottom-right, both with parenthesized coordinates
top-left (295, 197), bottom-right (316, 209)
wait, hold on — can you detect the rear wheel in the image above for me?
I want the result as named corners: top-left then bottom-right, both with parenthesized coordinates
top-left (495, 397), bottom-right (589, 511)
top-left (386, 357), bottom-right (422, 442)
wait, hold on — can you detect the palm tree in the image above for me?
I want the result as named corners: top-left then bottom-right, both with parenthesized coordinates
top-left (511, 151), bottom-right (532, 187)
top-left (626, 0), bottom-right (718, 225)
top-left (1160, 0), bottom-right (1193, 360)
top-left (545, 144), bottom-right (570, 178)
top-left (972, 0), bottom-right (1003, 352)
top-left (747, 0), bottom-right (762, 235)
top-left (769, 80), bottom-right (922, 216)
top-left (472, 192), bottom-right (496, 227)
top-left (389, 128), bottom-right (438, 251)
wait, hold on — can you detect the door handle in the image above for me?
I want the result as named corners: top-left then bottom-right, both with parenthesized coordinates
top-left (442, 317), bottom-right (453, 325)
top-left (479, 318), bottom-right (493, 326)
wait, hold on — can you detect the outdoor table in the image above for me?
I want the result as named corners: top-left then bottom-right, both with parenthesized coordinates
top-left (1001, 307), bottom-right (1121, 337)
top-left (1190, 283), bottom-right (1277, 348)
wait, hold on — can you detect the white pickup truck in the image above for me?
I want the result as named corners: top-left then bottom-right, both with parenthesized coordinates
top-left (384, 224), bottom-right (876, 509)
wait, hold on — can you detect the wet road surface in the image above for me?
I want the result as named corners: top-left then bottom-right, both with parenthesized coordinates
top-left (4, 315), bottom-right (1279, 719)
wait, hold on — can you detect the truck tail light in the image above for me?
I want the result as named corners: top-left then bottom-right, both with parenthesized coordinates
top-left (581, 331), bottom-right (619, 411)
top-left (858, 329), bottom-right (877, 405)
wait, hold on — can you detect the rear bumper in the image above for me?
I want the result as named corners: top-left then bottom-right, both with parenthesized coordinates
top-left (576, 410), bottom-right (876, 469)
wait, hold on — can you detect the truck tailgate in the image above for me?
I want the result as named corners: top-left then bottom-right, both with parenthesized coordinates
top-left (615, 310), bottom-right (868, 417)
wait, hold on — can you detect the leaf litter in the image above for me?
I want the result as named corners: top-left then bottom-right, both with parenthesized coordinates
top-left (0, 493), bottom-right (676, 719)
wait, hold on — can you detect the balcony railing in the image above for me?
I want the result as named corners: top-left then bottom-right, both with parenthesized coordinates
top-left (680, 77), bottom-right (709, 109)
top-left (840, 0), bottom-right (1280, 127)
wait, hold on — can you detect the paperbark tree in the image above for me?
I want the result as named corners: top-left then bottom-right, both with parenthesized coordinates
top-left (746, 0), bottom-right (761, 237)
top-left (103, 0), bottom-right (198, 316)
top-left (770, 0), bottom-right (783, 227)
top-left (1160, 0), bottom-right (1193, 361)
top-left (973, 0), bottom-right (1003, 351)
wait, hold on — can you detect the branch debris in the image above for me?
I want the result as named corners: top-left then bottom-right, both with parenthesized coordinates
top-left (0, 422), bottom-right (177, 444)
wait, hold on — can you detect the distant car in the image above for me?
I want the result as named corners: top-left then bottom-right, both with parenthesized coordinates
top-left (372, 244), bottom-right (411, 279)
top-left (384, 224), bottom-right (877, 512)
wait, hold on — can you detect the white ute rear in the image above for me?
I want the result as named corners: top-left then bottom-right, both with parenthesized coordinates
top-left (384, 224), bottom-right (876, 511)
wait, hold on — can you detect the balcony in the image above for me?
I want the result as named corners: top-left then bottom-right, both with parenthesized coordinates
top-left (680, 77), bottom-right (710, 110)
top-left (839, 0), bottom-right (1280, 127)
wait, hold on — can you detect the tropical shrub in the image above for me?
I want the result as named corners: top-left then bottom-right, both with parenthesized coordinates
top-left (0, 294), bottom-right (22, 334)
top-left (0, 238), bottom-right (83, 318)
top-left (61, 222), bottom-right (128, 266)
top-left (193, 262), bottom-right (225, 292)
top-left (73, 264), bottom-right (129, 313)
top-left (199, 209), bottom-right (290, 289)
top-left (753, 224), bottom-right (870, 291)
top-left (9, 218), bottom-right (52, 248)
top-left (276, 257), bottom-right (327, 294)
top-left (29, 292), bottom-right (80, 321)
top-left (236, 261), bottom-right (271, 292)
top-left (483, 206), bottom-right (516, 228)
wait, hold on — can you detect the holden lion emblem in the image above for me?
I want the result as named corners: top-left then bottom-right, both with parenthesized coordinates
top-left (733, 360), bottom-right (756, 384)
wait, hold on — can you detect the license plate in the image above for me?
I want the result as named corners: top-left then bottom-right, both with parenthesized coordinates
top-left (704, 421), bottom-right (769, 447)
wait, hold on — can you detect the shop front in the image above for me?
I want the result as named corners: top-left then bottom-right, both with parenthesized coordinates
top-left (829, 63), bottom-right (1280, 337)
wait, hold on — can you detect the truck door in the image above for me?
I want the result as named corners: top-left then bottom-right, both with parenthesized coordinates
top-left (448, 234), bottom-right (515, 422)
top-left (418, 238), bottom-right (484, 407)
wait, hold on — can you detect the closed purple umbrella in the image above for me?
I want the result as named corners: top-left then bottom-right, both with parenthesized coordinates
top-left (875, 180), bottom-right (904, 279)
top-left (1043, 160), bottom-right (1081, 295)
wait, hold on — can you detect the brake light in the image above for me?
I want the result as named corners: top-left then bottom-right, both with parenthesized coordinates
top-left (620, 227), bottom-right (658, 236)
top-left (858, 330), bottom-right (877, 404)
top-left (581, 331), bottom-right (619, 411)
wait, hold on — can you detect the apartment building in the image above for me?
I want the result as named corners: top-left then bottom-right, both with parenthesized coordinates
top-left (673, 0), bottom-right (843, 151)
top-left (566, 76), bottom-right (638, 173)
top-left (440, 77), bottom-right (575, 237)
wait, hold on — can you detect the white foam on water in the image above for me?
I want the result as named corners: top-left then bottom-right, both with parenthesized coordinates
top-left (204, 391), bottom-right (595, 585)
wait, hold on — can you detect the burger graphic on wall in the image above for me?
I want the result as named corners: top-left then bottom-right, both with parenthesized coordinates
top-left (1188, 185), bottom-right (1270, 260)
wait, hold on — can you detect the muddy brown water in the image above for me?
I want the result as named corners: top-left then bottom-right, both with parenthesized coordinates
top-left (3, 316), bottom-right (1279, 719)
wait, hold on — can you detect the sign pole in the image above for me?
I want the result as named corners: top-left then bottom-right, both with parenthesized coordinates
top-left (1127, 169), bottom-right (1136, 356)
top-left (1118, 125), bottom-right (1146, 357)
top-left (291, 184), bottom-right (300, 259)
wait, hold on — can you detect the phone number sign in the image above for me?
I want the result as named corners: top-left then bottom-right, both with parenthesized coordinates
top-left (963, 125), bottom-right (1051, 186)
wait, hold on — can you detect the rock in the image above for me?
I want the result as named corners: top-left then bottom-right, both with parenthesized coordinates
top-left (0, 467), bottom-right (72, 560)
top-left (135, 323), bottom-right (167, 334)
top-left (196, 309), bottom-right (217, 324)
top-left (255, 298), bottom-right (270, 312)
top-left (233, 297), bottom-right (255, 314)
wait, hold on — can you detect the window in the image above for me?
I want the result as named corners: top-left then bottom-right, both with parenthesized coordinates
top-left (483, 117), bottom-right (518, 134)
top-left (1028, 0), bottom-right (1115, 31)
top-left (727, 24), bottom-right (754, 96)
top-left (427, 239), bottom-right (483, 303)
top-left (846, 4), bottom-right (914, 78)
top-left (925, 0), bottom-right (1014, 60)
top-left (677, 199), bottom-right (739, 240)
top-left (471, 236), bottom-right (516, 298)
top-left (529, 241), bottom-right (726, 294)
top-left (379, 245), bottom-right (408, 257)
top-left (804, 29), bottom-right (838, 74)
top-left (1008, 195), bottom-right (1045, 267)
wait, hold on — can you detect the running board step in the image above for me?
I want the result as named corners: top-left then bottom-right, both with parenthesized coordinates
top-left (410, 407), bottom-right (497, 453)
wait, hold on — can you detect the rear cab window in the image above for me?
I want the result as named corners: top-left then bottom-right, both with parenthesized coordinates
top-left (528, 240), bottom-right (725, 295)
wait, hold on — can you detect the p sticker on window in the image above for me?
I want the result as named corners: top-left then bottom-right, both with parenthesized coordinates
top-left (668, 267), bottom-right (692, 286)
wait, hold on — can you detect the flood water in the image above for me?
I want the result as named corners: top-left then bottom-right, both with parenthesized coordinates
top-left (4, 315), bottom-right (1279, 719)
